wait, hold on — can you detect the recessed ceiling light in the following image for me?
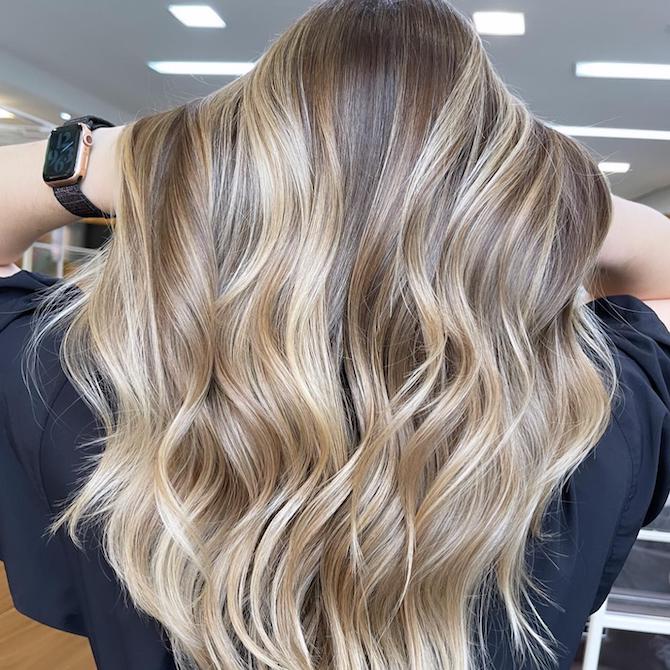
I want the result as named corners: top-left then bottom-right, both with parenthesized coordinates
top-left (168, 4), bottom-right (226, 28)
top-left (473, 11), bottom-right (525, 35)
top-left (60, 112), bottom-right (72, 121)
top-left (0, 107), bottom-right (15, 119)
top-left (548, 123), bottom-right (670, 142)
top-left (576, 62), bottom-right (670, 80)
top-left (147, 61), bottom-right (254, 75)
top-left (599, 161), bottom-right (630, 174)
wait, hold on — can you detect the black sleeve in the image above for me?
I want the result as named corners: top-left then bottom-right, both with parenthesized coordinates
top-left (0, 269), bottom-right (176, 670)
top-left (585, 293), bottom-right (670, 618)
top-left (0, 269), bottom-right (66, 510)
top-left (588, 294), bottom-right (670, 529)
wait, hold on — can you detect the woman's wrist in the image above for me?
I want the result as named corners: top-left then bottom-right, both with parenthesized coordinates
top-left (79, 124), bottom-right (125, 215)
top-left (0, 123), bottom-right (124, 264)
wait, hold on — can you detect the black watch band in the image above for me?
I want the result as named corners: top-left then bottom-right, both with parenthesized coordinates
top-left (52, 183), bottom-right (113, 220)
top-left (65, 115), bottom-right (115, 132)
top-left (51, 115), bottom-right (116, 219)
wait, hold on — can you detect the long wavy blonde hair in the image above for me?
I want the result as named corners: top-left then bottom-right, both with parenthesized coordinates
top-left (25, 0), bottom-right (615, 668)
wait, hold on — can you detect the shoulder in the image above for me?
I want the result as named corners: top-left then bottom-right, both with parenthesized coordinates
top-left (586, 294), bottom-right (670, 525)
top-left (586, 294), bottom-right (670, 378)
top-left (0, 268), bottom-right (66, 385)
top-left (0, 268), bottom-right (67, 392)
top-left (0, 269), bottom-right (70, 507)
top-left (0, 267), bottom-right (63, 332)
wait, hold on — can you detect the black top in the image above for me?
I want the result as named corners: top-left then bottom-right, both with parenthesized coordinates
top-left (2, 269), bottom-right (670, 670)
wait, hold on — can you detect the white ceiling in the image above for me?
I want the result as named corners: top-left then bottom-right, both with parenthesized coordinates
top-left (0, 0), bottom-right (668, 199)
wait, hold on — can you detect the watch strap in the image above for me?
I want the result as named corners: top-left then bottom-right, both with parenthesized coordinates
top-left (52, 183), bottom-right (113, 219)
top-left (51, 115), bottom-right (116, 219)
top-left (64, 115), bottom-right (116, 132)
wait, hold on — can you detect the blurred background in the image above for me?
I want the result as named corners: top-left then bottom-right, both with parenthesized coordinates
top-left (1, 2), bottom-right (669, 669)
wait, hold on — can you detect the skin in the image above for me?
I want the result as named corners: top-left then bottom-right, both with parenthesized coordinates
top-left (0, 127), bottom-right (669, 328)
top-left (591, 195), bottom-right (670, 327)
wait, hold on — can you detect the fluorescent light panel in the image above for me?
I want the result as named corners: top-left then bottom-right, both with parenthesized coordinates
top-left (599, 161), bottom-right (630, 174)
top-left (576, 61), bottom-right (670, 80)
top-left (168, 4), bottom-right (226, 28)
top-left (147, 61), bottom-right (254, 75)
top-left (548, 123), bottom-right (670, 142)
top-left (0, 107), bottom-right (15, 119)
top-left (473, 11), bottom-right (525, 35)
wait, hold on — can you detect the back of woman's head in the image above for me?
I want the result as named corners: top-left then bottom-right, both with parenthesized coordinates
top-left (27, 0), bottom-right (615, 668)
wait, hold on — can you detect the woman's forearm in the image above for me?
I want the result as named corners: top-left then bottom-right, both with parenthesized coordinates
top-left (0, 125), bottom-right (123, 265)
top-left (0, 138), bottom-right (78, 264)
top-left (589, 195), bottom-right (670, 301)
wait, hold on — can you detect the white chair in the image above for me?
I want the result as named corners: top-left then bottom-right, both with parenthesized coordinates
top-left (582, 528), bottom-right (670, 669)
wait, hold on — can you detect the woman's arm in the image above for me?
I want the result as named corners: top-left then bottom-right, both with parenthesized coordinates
top-left (590, 195), bottom-right (670, 301)
top-left (587, 195), bottom-right (670, 330)
top-left (0, 125), bottom-right (123, 266)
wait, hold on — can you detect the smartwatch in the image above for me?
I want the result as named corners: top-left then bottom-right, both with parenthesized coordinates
top-left (42, 115), bottom-right (116, 219)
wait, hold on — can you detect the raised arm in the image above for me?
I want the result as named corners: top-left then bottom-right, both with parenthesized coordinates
top-left (0, 125), bottom-right (123, 267)
top-left (588, 194), bottom-right (670, 329)
top-left (593, 195), bottom-right (670, 300)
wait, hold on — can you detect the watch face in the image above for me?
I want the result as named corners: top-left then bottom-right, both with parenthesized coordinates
top-left (43, 124), bottom-right (82, 182)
